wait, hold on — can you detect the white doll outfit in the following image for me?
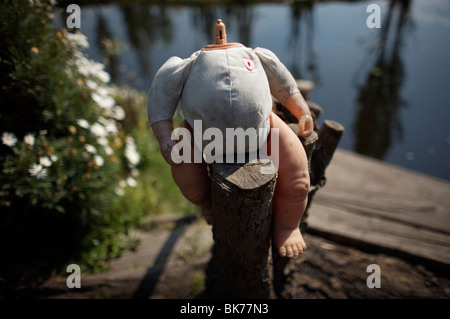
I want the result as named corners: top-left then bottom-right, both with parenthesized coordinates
top-left (148, 46), bottom-right (299, 156)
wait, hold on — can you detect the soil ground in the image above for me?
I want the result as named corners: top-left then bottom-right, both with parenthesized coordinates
top-left (17, 216), bottom-right (450, 299)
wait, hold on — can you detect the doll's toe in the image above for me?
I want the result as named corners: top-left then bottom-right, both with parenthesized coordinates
top-left (286, 246), bottom-right (294, 258)
top-left (291, 244), bottom-right (299, 256)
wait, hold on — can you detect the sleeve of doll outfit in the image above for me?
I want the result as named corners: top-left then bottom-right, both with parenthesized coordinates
top-left (147, 50), bottom-right (201, 126)
top-left (254, 47), bottom-right (300, 104)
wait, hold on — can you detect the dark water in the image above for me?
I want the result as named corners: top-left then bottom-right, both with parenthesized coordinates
top-left (58, 0), bottom-right (450, 181)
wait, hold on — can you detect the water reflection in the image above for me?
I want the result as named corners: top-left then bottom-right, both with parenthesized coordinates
top-left (82, 1), bottom-right (320, 86)
top-left (353, 0), bottom-right (413, 160)
top-left (120, 4), bottom-right (173, 81)
top-left (190, 2), bottom-right (320, 89)
top-left (287, 1), bottom-right (319, 83)
top-left (55, 0), bottom-right (449, 179)
top-left (85, 0), bottom-right (411, 162)
top-left (190, 3), bottom-right (254, 46)
top-left (96, 14), bottom-right (121, 83)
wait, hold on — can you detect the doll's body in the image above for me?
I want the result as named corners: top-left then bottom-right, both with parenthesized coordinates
top-left (149, 45), bottom-right (275, 155)
top-left (148, 20), bottom-right (313, 258)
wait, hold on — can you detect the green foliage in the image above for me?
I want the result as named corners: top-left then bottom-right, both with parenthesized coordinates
top-left (0, 0), bottom-right (193, 287)
top-left (112, 87), bottom-right (195, 217)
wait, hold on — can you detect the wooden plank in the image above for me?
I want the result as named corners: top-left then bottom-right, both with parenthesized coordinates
top-left (307, 148), bottom-right (450, 268)
top-left (308, 204), bottom-right (450, 265)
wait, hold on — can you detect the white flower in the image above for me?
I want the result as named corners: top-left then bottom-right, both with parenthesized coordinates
top-left (39, 156), bottom-right (52, 167)
top-left (28, 163), bottom-right (47, 179)
top-left (126, 177), bottom-right (137, 187)
top-left (118, 180), bottom-right (127, 188)
top-left (85, 144), bottom-right (97, 154)
top-left (92, 92), bottom-right (115, 109)
top-left (104, 146), bottom-right (114, 156)
top-left (115, 187), bottom-right (125, 196)
top-left (102, 119), bottom-right (118, 135)
top-left (24, 134), bottom-right (35, 146)
top-left (90, 122), bottom-right (107, 137)
top-left (125, 136), bottom-right (140, 167)
top-left (66, 32), bottom-right (89, 50)
top-left (96, 87), bottom-right (111, 97)
top-left (76, 119), bottom-right (90, 129)
top-left (2, 132), bottom-right (17, 147)
top-left (94, 155), bottom-right (104, 167)
top-left (97, 137), bottom-right (108, 147)
top-left (110, 105), bottom-right (126, 121)
top-left (70, 50), bottom-right (110, 84)
top-left (96, 70), bottom-right (110, 84)
top-left (86, 80), bottom-right (98, 90)
top-left (51, 155), bottom-right (58, 162)
top-left (98, 117), bottom-right (118, 135)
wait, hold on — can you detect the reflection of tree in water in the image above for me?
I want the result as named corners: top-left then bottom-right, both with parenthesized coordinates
top-left (190, 1), bottom-right (320, 82)
top-left (96, 14), bottom-right (121, 84)
top-left (190, 3), bottom-right (254, 46)
top-left (120, 4), bottom-right (173, 83)
top-left (354, 0), bottom-right (412, 160)
top-left (190, 6), bottom-right (217, 44)
top-left (287, 0), bottom-right (319, 83)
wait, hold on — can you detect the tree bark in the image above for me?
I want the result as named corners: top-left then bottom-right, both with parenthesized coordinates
top-left (208, 160), bottom-right (277, 298)
top-left (310, 120), bottom-right (345, 188)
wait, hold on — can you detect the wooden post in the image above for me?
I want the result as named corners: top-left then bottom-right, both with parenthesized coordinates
top-left (310, 120), bottom-right (345, 188)
top-left (208, 160), bottom-right (277, 298)
top-left (205, 118), bottom-right (344, 299)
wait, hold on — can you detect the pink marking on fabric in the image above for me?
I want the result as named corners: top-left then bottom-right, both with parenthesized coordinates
top-left (242, 58), bottom-right (255, 71)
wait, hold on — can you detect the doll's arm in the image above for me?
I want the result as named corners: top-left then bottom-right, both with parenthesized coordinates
top-left (151, 120), bottom-right (178, 166)
top-left (148, 51), bottom-right (200, 165)
top-left (284, 92), bottom-right (313, 138)
top-left (254, 47), bottom-right (313, 138)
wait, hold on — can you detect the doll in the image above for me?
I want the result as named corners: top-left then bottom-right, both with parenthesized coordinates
top-left (148, 20), bottom-right (313, 258)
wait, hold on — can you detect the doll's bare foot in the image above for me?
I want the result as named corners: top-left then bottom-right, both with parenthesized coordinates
top-left (273, 226), bottom-right (306, 258)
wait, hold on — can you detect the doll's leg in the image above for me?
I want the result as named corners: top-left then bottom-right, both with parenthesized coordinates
top-left (268, 113), bottom-right (310, 258)
top-left (172, 162), bottom-right (212, 224)
top-left (171, 122), bottom-right (212, 224)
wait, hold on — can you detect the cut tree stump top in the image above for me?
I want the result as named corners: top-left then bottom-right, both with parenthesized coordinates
top-left (210, 160), bottom-right (277, 191)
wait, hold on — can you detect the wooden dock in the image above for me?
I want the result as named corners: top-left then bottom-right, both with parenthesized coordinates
top-left (306, 148), bottom-right (450, 273)
top-left (35, 148), bottom-right (450, 298)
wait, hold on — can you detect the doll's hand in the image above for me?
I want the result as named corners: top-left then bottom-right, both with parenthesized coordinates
top-left (283, 93), bottom-right (314, 138)
top-left (298, 114), bottom-right (313, 138)
top-left (159, 139), bottom-right (179, 166)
